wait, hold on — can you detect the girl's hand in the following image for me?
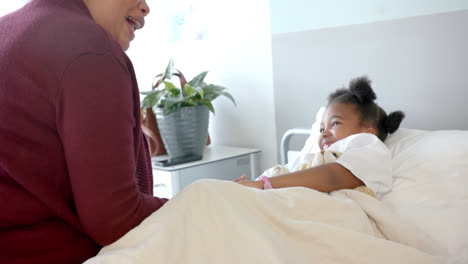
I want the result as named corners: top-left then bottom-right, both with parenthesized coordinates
top-left (238, 180), bottom-right (264, 189)
top-left (234, 175), bottom-right (264, 189)
top-left (233, 174), bottom-right (247, 183)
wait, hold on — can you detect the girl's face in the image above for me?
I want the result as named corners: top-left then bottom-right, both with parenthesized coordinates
top-left (83, 0), bottom-right (150, 50)
top-left (318, 102), bottom-right (375, 151)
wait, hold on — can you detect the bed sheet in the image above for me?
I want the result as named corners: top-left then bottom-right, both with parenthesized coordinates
top-left (382, 128), bottom-right (468, 260)
top-left (84, 123), bottom-right (467, 263)
top-left (85, 180), bottom-right (449, 264)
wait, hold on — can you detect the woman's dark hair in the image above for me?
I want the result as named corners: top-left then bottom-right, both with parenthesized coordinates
top-left (327, 76), bottom-right (405, 141)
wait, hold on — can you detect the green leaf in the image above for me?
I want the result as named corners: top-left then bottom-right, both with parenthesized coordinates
top-left (141, 90), bottom-right (163, 108)
top-left (203, 93), bottom-right (219, 101)
top-left (194, 86), bottom-right (204, 99)
top-left (163, 81), bottom-right (180, 96)
top-left (204, 85), bottom-right (224, 97)
top-left (140, 90), bottom-right (159, 95)
top-left (180, 100), bottom-right (198, 107)
top-left (219, 91), bottom-right (237, 106)
top-left (164, 59), bottom-right (174, 80)
top-left (188, 71), bottom-right (208, 87)
top-left (183, 84), bottom-right (195, 97)
top-left (141, 95), bottom-right (157, 108)
top-left (163, 81), bottom-right (176, 91)
top-left (202, 84), bottom-right (223, 100)
top-left (203, 84), bottom-right (226, 93)
top-left (163, 97), bottom-right (183, 115)
top-left (201, 99), bottom-right (215, 114)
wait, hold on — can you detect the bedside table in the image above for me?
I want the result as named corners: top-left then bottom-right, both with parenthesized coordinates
top-left (152, 145), bottom-right (261, 198)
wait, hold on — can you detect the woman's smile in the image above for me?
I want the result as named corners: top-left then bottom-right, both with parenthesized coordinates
top-left (126, 16), bottom-right (142, 31)
top-left (83, 0), bottom-right (150, 50)
top-left (125, 15), bottom-right (142, 41)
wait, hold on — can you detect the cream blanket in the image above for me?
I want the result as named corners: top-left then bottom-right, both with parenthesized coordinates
top-left (85, 180), bottom-right (446, 264)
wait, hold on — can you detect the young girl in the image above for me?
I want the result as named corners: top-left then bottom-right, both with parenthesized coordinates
top-left (236, 76), bottom-right (405, 198)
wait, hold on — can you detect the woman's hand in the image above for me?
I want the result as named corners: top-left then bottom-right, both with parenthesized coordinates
top-left (233, 174), bottom-right (264, 189)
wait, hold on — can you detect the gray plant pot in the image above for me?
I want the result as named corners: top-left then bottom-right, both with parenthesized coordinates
top-left (155, 105), bottom-right (209, 160)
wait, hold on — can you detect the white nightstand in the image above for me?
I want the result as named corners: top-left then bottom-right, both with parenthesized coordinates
top-left (152, 145), bottom-right (261, 198)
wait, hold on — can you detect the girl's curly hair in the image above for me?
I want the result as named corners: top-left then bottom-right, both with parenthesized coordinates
top-left (328, 76), bottom-right (405, 141)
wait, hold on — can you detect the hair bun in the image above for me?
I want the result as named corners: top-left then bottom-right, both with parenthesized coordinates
top-left (385, 111), bottom-right (405, 134)
top-left (349, 76), bottom-right (376, 103)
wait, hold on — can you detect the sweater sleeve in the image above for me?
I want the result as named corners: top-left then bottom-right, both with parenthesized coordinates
top-left (56, 52), bottom-right (166, 246)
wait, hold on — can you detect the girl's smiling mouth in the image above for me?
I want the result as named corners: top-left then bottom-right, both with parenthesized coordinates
top-left (321, 141), bottom-right (334, 150)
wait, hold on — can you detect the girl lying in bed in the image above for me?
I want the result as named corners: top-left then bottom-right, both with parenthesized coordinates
top-left (236, 76), bottom-right (405, 199)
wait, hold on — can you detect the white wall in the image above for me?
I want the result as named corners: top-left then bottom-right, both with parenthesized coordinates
top-left (128, 0), bottom-right (278, 171)
top-left (270, 0), bottom-right (468, 34)
top-left (270, 9), bottom-right (468, 156)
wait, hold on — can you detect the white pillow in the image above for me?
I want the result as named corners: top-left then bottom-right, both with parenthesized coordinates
top-left (286, 107), bottom-right (324, 171)
top-left (299, 106), bottom-right (325, 155)
top-left (382, 128), bottom-right (468, 259)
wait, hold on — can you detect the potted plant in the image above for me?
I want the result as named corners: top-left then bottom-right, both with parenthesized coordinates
top-left (141, 59), bottom-right (236, 165)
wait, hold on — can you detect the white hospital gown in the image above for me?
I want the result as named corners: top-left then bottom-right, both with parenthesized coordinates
top-left (264, 133), bottom-right (392, 198)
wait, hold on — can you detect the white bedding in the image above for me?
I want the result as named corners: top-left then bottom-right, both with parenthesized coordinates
top-left (84, 128), bottom-right (468, 264)
top-left (85, 180), bottom-right (448, 264)
top-left (382, 128), bottom-right (468, 259)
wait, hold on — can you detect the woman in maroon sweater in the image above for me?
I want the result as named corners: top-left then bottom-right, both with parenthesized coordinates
top-left (0, 0), bottom-right (168, 263)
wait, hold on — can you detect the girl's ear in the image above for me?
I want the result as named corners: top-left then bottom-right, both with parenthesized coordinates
top-left (362, 126), bottom-right (377, 136)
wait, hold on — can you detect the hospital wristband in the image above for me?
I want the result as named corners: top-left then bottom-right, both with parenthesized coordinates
top-left (258, 175), bottom-right (273, 190)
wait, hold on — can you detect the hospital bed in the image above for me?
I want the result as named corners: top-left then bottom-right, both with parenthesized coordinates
top-left (280, 127), bottom-right (311, 165)
top-left (84, 113), bottom-right (468, 264)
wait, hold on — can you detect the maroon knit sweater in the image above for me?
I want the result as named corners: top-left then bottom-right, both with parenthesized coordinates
top-left (0, 0), bottom-right (167, 263)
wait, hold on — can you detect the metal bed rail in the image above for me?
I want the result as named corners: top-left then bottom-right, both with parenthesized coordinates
top-left (280, 128), bottom-right (311, 165)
